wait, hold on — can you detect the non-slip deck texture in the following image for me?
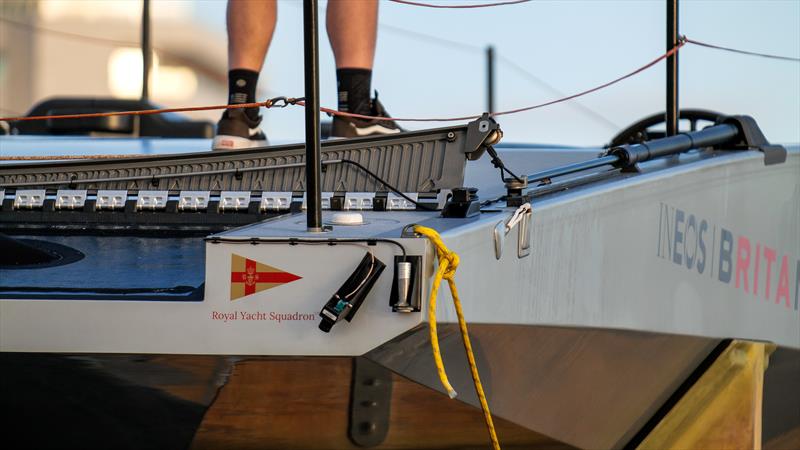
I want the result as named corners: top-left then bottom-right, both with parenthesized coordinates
top-left (0, 127), bottom-right (469, 193)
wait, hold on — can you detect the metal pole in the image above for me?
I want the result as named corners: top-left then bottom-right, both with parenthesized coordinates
top-left (303, 0), bottom-right (323, 232)
top-left (666, 0), bottom-right (679, 136)
top-left (486, 45), bottom-right (495, 114)
top-left (525, 123), bottom-right (739, 185)
top-left (141, 0), bottom-right (151, 102)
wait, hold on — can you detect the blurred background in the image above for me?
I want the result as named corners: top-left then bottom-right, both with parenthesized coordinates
top-left (0, 0), bottom-right (798, 146)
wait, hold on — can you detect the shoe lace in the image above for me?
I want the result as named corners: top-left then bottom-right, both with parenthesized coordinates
top-left (225, 107), bottom-right (262, 127)
top-left (370, 91), bottom-right (390, 118)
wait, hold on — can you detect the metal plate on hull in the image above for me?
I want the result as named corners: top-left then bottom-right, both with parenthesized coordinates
top-left (367, 324), bottom-right (720, 450)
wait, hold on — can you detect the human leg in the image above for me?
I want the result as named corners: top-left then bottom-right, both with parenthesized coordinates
top-left (213, 0), bottom-right (277, 150)
top-left (326, 0), bottom-right (401, 137)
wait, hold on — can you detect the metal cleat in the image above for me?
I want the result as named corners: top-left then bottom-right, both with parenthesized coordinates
top-left (302, 192), bottom-right (334, 210)
top-left (13, 189), bottom-right (46, 209)
top-left (387, 193), bottom-right (418, 211)
top-left (344, 193), bottom-right (376, 210)
top-left (178, 191), bottom-right (210, 211)
top-left (95, 190), bottom-right (128, 210)
top-left (219, 191), bottom-right (251, 211)
top-left (55, 190), bottom-right (88, 210)
top-left (136, 190), bottom-right (169, 210)
top-left (260, 192), bottom-right (292, 212)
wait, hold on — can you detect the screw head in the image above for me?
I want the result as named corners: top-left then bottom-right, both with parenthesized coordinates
top-left (359, 421), bottom-right (377, 434)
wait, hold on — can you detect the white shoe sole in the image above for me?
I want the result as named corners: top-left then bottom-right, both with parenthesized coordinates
top-left (212, 135), bottom-right (269, 151)
top-left (352, 124), bottom-right (402, 136)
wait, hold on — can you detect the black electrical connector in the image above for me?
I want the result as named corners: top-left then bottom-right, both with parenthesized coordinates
top-left (319, 251), bottom-right (386, 332)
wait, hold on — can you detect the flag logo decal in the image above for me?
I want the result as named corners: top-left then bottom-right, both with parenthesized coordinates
top-left (230, 254), bottom-right (302, 301)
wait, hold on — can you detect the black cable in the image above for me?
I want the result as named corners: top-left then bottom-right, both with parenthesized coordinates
top-left (336, 159), bottom-right (438, 211)
top-left (208, 237), bottom-right (407, 259)
top-left (485, 146), bottom-right (523, 183)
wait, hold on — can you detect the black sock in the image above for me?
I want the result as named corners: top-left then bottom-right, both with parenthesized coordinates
top-left (337, 68), bottom-right (372, 115)
top-left (228, 69), bottom-right (260, 121)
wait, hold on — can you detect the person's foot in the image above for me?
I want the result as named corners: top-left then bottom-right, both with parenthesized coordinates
top-left (331, 93), bottom-right (403, 138)
top-left (211, 108), bottom-right (268, 150)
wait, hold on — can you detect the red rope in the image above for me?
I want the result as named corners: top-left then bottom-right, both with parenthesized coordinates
top-left (388, 0), bottom-right (530, 8)
top-left (493, 40), bottom-right (685, 117)
top-left (315, 42), bottom-right (685, 122)
top-left (0, 44), bottom-right (684, 124)
top-left (0, 100), bottom-right (276, 123)
top-left (685, 38), bottom-right (800, 62)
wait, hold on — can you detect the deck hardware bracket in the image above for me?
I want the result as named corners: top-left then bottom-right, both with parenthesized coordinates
top-left (464, 113), bottom-right (502, 161)
top-left (400, 224), bottom-right (420, 238)
top-left (493, 220), bottom-right (506, 260)
top-left (719, 115), bottom-right (787, 165)
top-left (13, 189), bottom-right (46, 209)
top-left (504, 177), bottom-right (529, 207)
top-left (349, 357), bottom-right (392, 448)
top-left (494, 203), bottom-right (532, 259)
top-left (517, 207), bottom-right (532, 258)
top-left (54, 189), bottom-right (88, 210)
top-left (441, 187), bottom-right (481, 218)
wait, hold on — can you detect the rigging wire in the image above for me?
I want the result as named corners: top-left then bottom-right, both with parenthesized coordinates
top-left (491, 39), bottom-right (685, 118)
top-left (5, 37), bottom-right (797, 126)
top-left (496, 53), bottom-right (621, 131)
top-left (389, 0), bottom-right (530, 9)
top-left (378, 23), bottom-right (618, 129)
top-left (0, 97), bottom-right (303, 123)
top-left (379, 22), bottom-right (483, 53)
top-left (0, 17), bottom-right (275, 97)
top-left (684, 37), bottom-right (800, 63)
top-left (337, 159), bottom-right (438, 211)
top-left (0, 43), bottom-right (682, 124)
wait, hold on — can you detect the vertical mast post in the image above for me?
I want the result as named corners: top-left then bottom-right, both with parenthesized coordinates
top-left (303, 0), bottom-right (323, 232)
top-left (141, 0), bottom-right (151, 102)
top-left (486, 45), bottom-right (495, 114)
top-left (666, 0), bottom-right (679, 136)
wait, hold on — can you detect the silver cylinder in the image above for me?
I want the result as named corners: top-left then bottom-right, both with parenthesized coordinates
top-left (394, 261), bottom-right (413, 312)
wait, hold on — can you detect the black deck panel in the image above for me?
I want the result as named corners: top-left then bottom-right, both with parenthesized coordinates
top-left (0, 235), bottom-right (205, 300)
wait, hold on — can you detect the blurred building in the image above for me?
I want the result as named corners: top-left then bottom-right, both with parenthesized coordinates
top-left (0, 0), bottom-right (227, 121)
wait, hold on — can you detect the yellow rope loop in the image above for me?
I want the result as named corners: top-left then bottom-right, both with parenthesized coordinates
top-left (412, 225), bottom-right (501, 450)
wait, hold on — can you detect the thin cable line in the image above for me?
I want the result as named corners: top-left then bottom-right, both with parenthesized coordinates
top-left (685, 37), bottom-right (800, 63)
top-left (311, 42), bottom-right (684, 122)
top-left (496, 54), bottom-right (620, 131)
top-left (378, 23), bottom-right (617, 129)
top-left (0, 16), bottom-right (139, 47)
top-left (0, 99), bottom-right (291, 123)
top-left (0, 16), bottom-right (272, 96)
top-left (492, 40), bottom-right (685, 117)
top-left (389, 0), bottom-right (530, 9)
top-left (379, 23), bottom-right (483, 53)
top-left (0, 45), bottom-right (682, 124)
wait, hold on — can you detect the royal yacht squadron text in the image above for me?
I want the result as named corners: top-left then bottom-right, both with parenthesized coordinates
top-left (211, 311), bottom-right (317, 323)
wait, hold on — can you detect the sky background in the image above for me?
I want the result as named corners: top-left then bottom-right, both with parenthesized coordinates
top-left (181, 0), bottom-right (798, 145)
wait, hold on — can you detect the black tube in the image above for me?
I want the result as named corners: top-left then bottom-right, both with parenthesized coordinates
top-left (486, 46), bottom-right (495, 114)
top-left (303, 0), bottom-right (323, 232)
top-left (610, 123), bottom-right (738, 166)
top-left (527, 155), bottom-right (619, 184)
top-left (141, 0), bottom-right (151, 102)
top-left (666, 0), bottom-right (679, 136)
top-left (526, 122), bottom-right (740, 184)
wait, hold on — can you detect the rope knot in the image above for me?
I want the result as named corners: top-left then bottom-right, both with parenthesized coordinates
top-left (440, 251), bottom-right (459, 279)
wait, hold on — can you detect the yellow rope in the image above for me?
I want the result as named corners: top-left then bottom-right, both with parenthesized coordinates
top-left (413, 225), bottom-right (501, 450)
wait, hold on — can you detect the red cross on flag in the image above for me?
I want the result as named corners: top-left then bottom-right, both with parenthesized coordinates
top-left (230, 254), bottom-right (302, 301)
